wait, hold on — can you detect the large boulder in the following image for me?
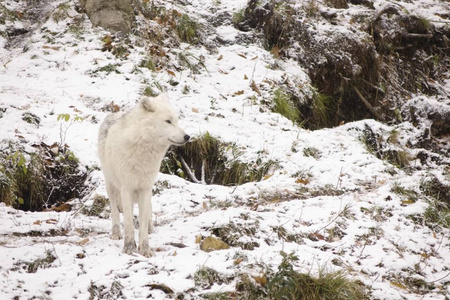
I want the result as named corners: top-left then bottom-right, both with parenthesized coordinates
top-left (80, 0), bottom-right (135, 34)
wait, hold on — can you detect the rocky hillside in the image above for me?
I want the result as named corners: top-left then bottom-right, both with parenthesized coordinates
top-left (0, 0), bottom-right (449, 299)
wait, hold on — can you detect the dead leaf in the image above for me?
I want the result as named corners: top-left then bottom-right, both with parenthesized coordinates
top-left (390, 281), bottom-right (407, 290)
top-left (234, 258), bottom-right (244, 265)
top-left (218, 69), bottom-right (229, 75)
top-left (250, 80), bottom-right (261, 95)
top-left (146, 283), bottom-right (174, 294)
top-left (263, 174), bottom-right (272, 180)
top-left (110, 102), bottom-right (120, 112)
top-left (47, 203), bottom-right (71, 212)
top-left (77, 238), bottom-right (89, 246)
top-left (195, 235), bottom-right (202, 244)
top-left (308, 232), bottom-right (325, 241)
top-left (251, 56), bottom-right (258, 60)
top-left (202, 202), bottom-right (208, 210)
top-left (192, 108), bottom-right (199, 113)
top-left (233, 90), bottom-right (244, 96)
top-left (252, 275), bottom-right (267, 286)
top-left (237, 53), bottom-right (247, 59)
top-left (33, 220), bottom-right (42, 225)
top-left (43, 45), bottom-right (61, 51)
top-left (76, 253), bottom-right (86, 259)
top-left (45, 219), bottom-right (59, 224)
top-left (296, 178), bottom-right (310, 185)
top-left (270, 45), bottom-right (280, 58)
top-left (167, 70), bottom-right (175, 77)
top-left (244, 74), bottom-right (248, 80)
top-left (401, 199), bottom-right (415, 206)
top-left (217, 54), bottom-right (223, 60)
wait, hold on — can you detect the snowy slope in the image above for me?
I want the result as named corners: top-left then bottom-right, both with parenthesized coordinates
top-left (0, 0), bottom-right (449, 299)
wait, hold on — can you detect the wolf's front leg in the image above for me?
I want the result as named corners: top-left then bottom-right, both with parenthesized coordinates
top-left (121, 188), bottom-right (136, 255)
top-left (137, 188), bottom-right (154, 257)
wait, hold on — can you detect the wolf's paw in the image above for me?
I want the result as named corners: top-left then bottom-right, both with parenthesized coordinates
top-left (123, 241), bottom-right (137, 255)
top-left (111, 225), bottom-right (122, 240)
top-left (138, 243), bottom-right (154, 257)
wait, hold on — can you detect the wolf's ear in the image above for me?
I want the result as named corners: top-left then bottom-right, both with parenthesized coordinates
top-left (141, 96), bottom-right (155, 112)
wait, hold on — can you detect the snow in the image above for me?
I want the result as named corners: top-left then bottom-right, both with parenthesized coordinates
top-left (0, 0), bottom-right (449, 299)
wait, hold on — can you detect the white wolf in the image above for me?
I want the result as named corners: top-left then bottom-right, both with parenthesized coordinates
top-left (98, 94), bottom-right (190, 257)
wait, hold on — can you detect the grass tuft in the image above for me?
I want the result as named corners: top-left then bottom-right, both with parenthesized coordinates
top-left (176, 14), bottom-right (200, 44)
top-left (272, 89), bottom-right (301, 124)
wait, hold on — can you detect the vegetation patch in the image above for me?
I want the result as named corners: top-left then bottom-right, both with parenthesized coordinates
top-left (235, 252), bottom-right (366, 300)
top-left (176, 14), bottom-right (201, 44)
top-left (211, 220), bottom-right (260, 250)
top-left (12, 250), bottom-right (57, 273)
top-left (161, 132), bottom-right (277, 186)
top-left (88, 280), bottom-right (124, 300)
top-left (82, 194), bottom-right (109, 218)
top-left (272, 89), bottom-right (301, 124)
top-left (420, 175), bottom-right (450, 229)
top-left (0, 141), bottom-right (89, 212)
top-left (362, 124), bottom-right (411, 168)
top-left (194, 267), bottom-right (232, 289)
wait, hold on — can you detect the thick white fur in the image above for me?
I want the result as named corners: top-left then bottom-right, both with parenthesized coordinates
top-left (98, 94), bottom-right (189, 257)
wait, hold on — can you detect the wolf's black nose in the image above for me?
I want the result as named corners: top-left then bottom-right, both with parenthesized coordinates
top-left (184, 134), bottom-right (190, 142)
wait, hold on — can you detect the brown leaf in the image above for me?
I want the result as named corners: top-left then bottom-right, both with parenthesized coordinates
top-left (263, 174), bottom-right (272, 180)
top-left (251, 56), bottom-right (258, 60)
top-left (308, 232), bottom-right (325, 241)
top-left (250, 80), bottom-right (261, 95)
top-left (233, 90), bottom-right (244, 96)
top-left (77, 238), bottom-right (89, 246)
top-left (46, 218), bottom-right (59, 224)
top-left (195, 235), bottom-right (202, 244)
top-left (237, 53), bottom-right (247, 59)
top-left (244, 74), bottom-right (248, 80)
top-left (110, 102), bottom-right (120, 112)
top-left (33, 220), bottom-right (42, 225)
top-left (217, 54), bottom-right (223, 60)
top-left (43, 45), bottom-right (61, 51)
top-left (192, 108), bottom-right (199, 113)
top-left (296, 178), bottom-right (310, 185)
top-left (167, 70), bottom-right (176, 77)
top-left (234, 258), bottom-right (244, 265)
top-left (252, 275), bottom-right (267, 286)
top-left (270, 45), bottom-right (280, 58)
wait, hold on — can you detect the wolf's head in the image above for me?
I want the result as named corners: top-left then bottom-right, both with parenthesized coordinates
top-left (139, 94), bottom-right (190, 147)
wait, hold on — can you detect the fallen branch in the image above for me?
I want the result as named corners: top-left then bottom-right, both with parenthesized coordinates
top-left (353, 86), bottom-right (384, 121)
top-left (180, 157), bottom-right (202, 184)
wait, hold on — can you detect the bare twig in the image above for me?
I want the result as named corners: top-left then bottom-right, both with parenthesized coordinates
top-left (353, 86), bottom-right (384, 121)
top-left (180, 157), bottom-right (203, 184)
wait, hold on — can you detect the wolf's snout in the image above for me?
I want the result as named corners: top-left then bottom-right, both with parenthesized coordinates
top-left (184, 134), bottom-right (190, 142)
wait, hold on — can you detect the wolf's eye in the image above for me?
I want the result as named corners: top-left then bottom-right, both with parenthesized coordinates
top-left (165, 120), bottom-right (172, 124)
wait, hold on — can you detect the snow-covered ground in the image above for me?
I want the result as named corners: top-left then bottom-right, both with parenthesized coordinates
top-left (0, 0), bottom-right (449, 299)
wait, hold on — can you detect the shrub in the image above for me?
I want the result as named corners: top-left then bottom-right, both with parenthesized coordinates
top-left (0, 142), bottom-right (89, 211)
top-left (161, 132), bottom-right (277, 186)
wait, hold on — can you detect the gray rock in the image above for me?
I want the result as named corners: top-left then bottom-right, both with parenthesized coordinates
top-left (80, 0), bottom-right (135, 34)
